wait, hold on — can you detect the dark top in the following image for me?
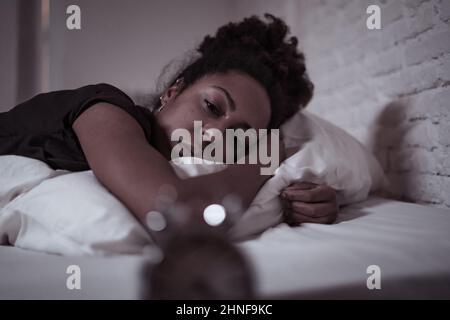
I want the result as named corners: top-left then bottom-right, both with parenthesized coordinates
top-left (0, 83), bottom-right (155, 171)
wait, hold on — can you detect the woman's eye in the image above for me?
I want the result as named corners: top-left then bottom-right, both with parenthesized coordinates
top-left (204, 99), bottom-right (222, 117)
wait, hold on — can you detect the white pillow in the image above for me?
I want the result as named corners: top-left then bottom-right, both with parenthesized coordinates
top-left (228, 110), bottom-right (386, 240)
top-left (0, 111), bottom-right (385, 254)
top-left (0, 155), bottom-right (67, 209)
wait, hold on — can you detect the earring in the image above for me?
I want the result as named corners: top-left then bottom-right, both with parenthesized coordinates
top-left (156, 78), bottom-right (183, 113)
top-left (156, 95), bottom-right (165, 113)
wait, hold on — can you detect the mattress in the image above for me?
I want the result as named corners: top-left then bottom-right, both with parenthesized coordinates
top-left (1, 196), bottom-right (449, 299)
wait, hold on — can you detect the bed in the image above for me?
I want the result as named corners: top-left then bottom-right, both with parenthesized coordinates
top-left (1, 196), bottom-right (449, 299)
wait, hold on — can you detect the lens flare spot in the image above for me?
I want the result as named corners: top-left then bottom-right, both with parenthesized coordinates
top-left (203, 204), bottom-right (226, 226)
top-left (146, 211), bottom-right (167, 232)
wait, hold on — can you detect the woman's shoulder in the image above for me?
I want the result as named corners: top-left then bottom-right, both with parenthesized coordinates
top-left (3, 82), bottom-right (155, 144)
top-left (69, 83), bottom-right (155, 142)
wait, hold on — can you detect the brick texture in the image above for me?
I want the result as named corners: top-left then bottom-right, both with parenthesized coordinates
top-left (287, 0), bottom-right (450, 208)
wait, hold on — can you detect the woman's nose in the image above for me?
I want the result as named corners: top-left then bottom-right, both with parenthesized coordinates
top-left (201, 122), bottom-right (228, 159)
top-left (203, 118), bottom-right (234, 134)
top-left (201, 125), bottom-right (221, 149)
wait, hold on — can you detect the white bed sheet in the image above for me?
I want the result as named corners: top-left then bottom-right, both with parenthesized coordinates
top-left (239, 196), bottom-right (450, 299)
top-left (1, 196), bottom-right (449, 299)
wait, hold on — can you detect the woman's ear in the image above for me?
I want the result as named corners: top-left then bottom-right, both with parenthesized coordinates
top-left (162, 78), bottom-right (185, 103)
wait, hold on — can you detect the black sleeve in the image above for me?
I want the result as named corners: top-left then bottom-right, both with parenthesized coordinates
top-left (0, 83), bottom-right (154, 171)
top-left (1, 83), bottom-right (152, 138)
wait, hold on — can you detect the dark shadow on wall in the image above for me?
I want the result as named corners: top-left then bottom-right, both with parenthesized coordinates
top-left (16, 0), bottom-right (43, 105)
top-left (371, 99), bottom-right (416, 203)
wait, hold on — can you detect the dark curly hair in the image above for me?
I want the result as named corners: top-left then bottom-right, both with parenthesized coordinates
top-left (153, 13), bottom-right (314, 129)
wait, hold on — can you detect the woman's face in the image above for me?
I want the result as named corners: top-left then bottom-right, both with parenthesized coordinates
top-left (153, 71), bottom-right (271, 159)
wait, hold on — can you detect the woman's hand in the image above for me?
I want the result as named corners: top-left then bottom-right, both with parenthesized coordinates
top-left (279, 182), bottom-right (338, 226)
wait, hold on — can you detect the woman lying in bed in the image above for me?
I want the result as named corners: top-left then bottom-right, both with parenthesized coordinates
top-left (0, 14), bottom-right (338, 241)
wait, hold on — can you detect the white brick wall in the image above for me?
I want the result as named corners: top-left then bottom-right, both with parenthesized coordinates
top-left (289, 0), bottom-right (450, 208)
top-left (235, 0), bottom-right (450, 208)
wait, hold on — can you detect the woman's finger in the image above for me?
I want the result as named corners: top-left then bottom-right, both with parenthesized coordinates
top-left (281, 199), bottom-right (337, 226)
top-left (290, 201), bottom-right (337, 219)
top-left (280, 198), bottom-right (297, 226)
top-left (283, 181), bottom-right (318, 191)
top-left (281, 185), bottom-right (336, 203)
top-left (290, 211), bottom-right (335, 225)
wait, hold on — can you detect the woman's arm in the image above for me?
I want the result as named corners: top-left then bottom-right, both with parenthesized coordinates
top-left (73, 102), bottom-right (272, 230)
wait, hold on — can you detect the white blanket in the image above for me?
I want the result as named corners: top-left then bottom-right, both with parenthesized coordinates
top-left (0, 111), bottom-right (385, 255)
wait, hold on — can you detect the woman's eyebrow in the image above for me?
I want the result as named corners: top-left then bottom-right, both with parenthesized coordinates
top-left (211, 85), bottom-right (236, 111)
